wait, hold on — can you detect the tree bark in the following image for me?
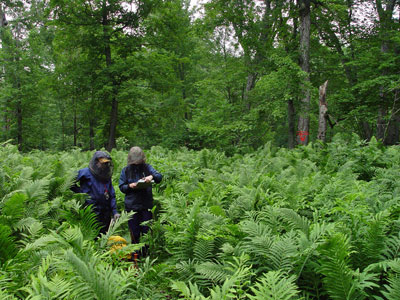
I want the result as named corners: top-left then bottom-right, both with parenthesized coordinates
top-left (0, 4), bottom-right (7, 27)
top-left (73, 96), bottom-right (77, 147)
top-left (89, 92), bottom-right (95, 150)
top-left (375, 0), bottom-right (398, 145)
top-left (244, 72), bottom-right (257, 110)
top-left (296, 0), bottom-right (311, 145)
top-left (317, 81), bottom-right (329, 142)
top-left (17, 98), bottom-right (22, 151)
top-left (102, 2), bottom-right (118, 152)
top-left (288, 99), bottom-right (296, 148)
top-left (361, 121), bottom-right (372, 141)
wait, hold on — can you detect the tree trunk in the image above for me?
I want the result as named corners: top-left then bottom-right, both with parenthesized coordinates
top-left (89, 118), bottom-right (95, 150)
top-left (375, 0), bottom-right (397, 145)
top-left (103, 2), bottom-right (118, 152)
top-left (288, 99), bottom-right (296, 148)
top-left (317, 81), bottom-right (329, 142)
top-left (296, 0), bottom-right (311, 145)
top-left (0, 4), bottom-right (7, 27)
top-left (107, 97), bottom-right (118, 151)
top-left (17, 98), bottom-right (22, 151)
top-left (3, 100), bottom-right (11, 138)
top-left (73, 97), bottom-right (77, 147)
top-left (376, 106), bottom-right (387, 141)
top-left (361, 121), bottom-right (372, 141)
top-left (244, 72), bottom-right (257, 110)
top-left (385, 114), bottom-right (400, 145)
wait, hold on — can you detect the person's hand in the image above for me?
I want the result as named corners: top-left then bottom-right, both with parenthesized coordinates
top-left (113, 213), bottom-right (121, 221)
top-left (144, 175), bottom-right (153, 183)
top-left (129, 182), bottom-right (137, 188)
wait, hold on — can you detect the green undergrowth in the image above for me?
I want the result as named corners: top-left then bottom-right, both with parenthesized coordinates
top-left (1, 134), bottom-right (400, 299)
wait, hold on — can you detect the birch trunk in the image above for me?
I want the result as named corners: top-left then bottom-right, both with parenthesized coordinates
top-left (317, 81), bottom-right (329, 142)
top-left (296, 0), bottom-right (311, 145)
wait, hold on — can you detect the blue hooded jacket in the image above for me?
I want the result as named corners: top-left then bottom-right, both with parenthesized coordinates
top-left (75, 168), bottom-right (118, 215)
top-left (72, 151), bottom-right (118, 216)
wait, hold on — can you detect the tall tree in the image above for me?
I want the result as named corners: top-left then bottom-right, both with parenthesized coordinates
top-left (0, 4), bottom-right (7, 27)
top-left (375, 0), bottom-right (399, 144)
top-left (296, 0), bottom-right (311, 145)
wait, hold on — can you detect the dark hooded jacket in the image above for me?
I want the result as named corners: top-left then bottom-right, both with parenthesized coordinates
top-left (119, 163), bottom-right (162, 211)
top-left (72, 151), bottom-right (118, 216)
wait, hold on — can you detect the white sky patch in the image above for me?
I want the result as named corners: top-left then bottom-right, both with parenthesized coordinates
top-left (189, 0), bottom-right (209, 19)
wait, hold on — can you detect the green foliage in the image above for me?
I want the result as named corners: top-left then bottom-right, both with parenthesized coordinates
top-left (0, 224), bottom-right (18, 265)
top-left (247, 270), bottom-right (301, 300)
top-left (1, 135), bottom-right (400, 298)
top-left (317, 233), bottom-right (379, 300)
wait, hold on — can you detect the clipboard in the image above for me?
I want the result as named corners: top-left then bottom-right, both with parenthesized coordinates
top-left (135, 179), bottom-right (154, 189)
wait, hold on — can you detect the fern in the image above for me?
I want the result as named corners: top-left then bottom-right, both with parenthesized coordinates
top-left (381, 232), bottom-right (400, 260)
top-left (175, 259), bottom-right (197, 281)
top-left (267, 232), bottom-right (298, 272)
top-left (0, 224), bottom-right (18, 264)
top-left (0, 289), bottom-right (17, 300)
top-left (61, 249), bottom-right (120, 300)
top-left (318, 233), bottom-right (378, 300)
top-left (357, 211), bottom-right (389, 269)
top-left (381, 260), bottom-right (400, 300)
top-left (208, 255), bottom-right (252, 300)
top-left (193, 238), bottom-right (215, 262)
top-left (62, 204), bottom-right (101, 241)
top-left (98, 210), bottom-right (134, 249)
top-left (247, 270), bottom-right (301, 300)
top-left (22, 255), bottom-right (73, 300)
top-left (195, 261), bottom-right (232, 284)
top-left (1, 192), bottom-right (27, 227)
top-left (171, 280), bottom-right (206, 300)
top-left (279, 208), bottom-right (310, 237)
top-left (23, 178), bottom-right (51, 203)
top-left (172, 254), bottom-right (252, 300)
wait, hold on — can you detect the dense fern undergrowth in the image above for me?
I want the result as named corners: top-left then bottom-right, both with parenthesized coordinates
top-left (1, 134), bottom-right (400, 299)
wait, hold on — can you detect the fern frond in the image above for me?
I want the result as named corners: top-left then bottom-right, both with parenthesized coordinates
top-left (318, 233), bottom-right (378, 300)
top-left (267, 233), bottom-right (298, 272)
top-left (23, 178), bottom-right (50, 203)
top-left (240, 217), bottom-right (273, 239)
top-left (23, 230), bottom-right (69, 252)
top-left (279, 208), bottom-right (310, 237)
top-left (381, 232), bottom-right (400, 261)
top-left (175, 259), bottom-right (198, 281)
top-left (247, 270), bottom-right (301, 300)
top-left (195, 261), bottom-right (232, 284)
top-left (0, 224), bottom-right (18, 264)
top-left (61, 249), bottom-right (124, 300)
top-left (171, 280), bottom-right (206, 300)
top-left (14, 217), bottom-right (40, 232)
top-left (381, 260), bottom-right (400, 300)
top-left (193, 238), bottom-right (215, 262)
top-left (208, 254), bottom-right (253, 300)
top-left (22, 254), bottom-right (73, 300)
top-left (358, 211), bottom-right (389, 268)
top-left (98, 211), bottom-right (134, 248)
top-left (0, 289), bottom-right (18, 300)
top-left (1, 192), bottom-right (27, 226)
top-left (62, 205), bottom-right (100, 241)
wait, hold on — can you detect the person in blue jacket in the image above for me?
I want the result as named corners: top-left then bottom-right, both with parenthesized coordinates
top-left (72, 151), bottom-right (120, 235)
top-left (119, 146), bottom-right (162, 253)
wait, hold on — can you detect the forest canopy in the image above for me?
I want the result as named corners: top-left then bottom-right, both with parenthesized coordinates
top-left (0, 0), bottom-right (399, 153)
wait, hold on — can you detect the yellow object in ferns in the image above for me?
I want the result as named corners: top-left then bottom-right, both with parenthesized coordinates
top-left (108, 235), bottom-right (131, 260)
top-left (108, 235), bottom-right (128, 243)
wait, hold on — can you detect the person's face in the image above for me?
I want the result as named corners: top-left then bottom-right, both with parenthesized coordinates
top-left (97, 160), bottom-right (109, 169)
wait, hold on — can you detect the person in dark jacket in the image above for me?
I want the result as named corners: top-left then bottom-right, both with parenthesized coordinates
top-left (119, 146), bottom-right (162, 250)
top-left (72, 151), bottom-right (120, 235)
